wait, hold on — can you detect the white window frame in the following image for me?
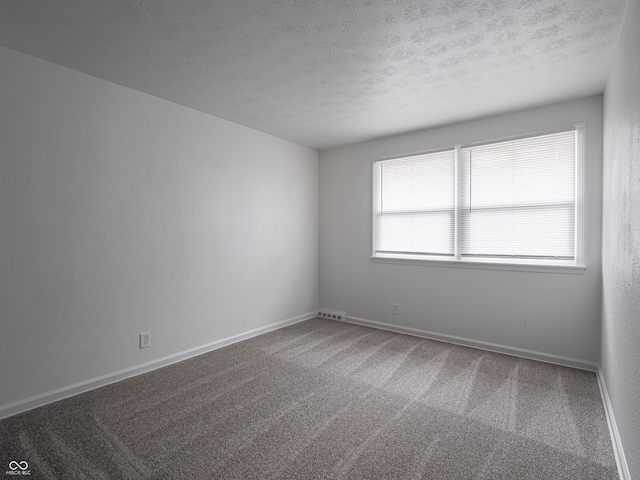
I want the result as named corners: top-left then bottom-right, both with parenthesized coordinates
top-left (371, 125), bottom-right (586, 274)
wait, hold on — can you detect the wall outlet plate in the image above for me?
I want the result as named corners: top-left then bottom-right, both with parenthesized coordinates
top-left (140, 332), bottom-right (150, 349)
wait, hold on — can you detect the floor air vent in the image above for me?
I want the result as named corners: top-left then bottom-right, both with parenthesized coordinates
top-left (317, 310), bottom-right (347, 321)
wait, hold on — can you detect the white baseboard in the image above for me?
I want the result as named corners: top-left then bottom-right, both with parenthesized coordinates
top-left (344, 315), bottom-right (628, 479)
top-left (0, 311), bottom-right (316, 421)
top-left (596, 367), bottom-right (631, 480)
top-left (345, 315), bottom-right (598, 371)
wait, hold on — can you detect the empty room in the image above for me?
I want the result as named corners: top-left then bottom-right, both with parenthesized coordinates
top-left (1, 0), bottom-right (638, 479)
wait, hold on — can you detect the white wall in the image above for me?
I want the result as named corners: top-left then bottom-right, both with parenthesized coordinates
top-left (319, 96), bottom-right (603, 364)
top-left (602, 0), bottom-right (640, 475)
top-left (0, 46), bottom-right (318, 411)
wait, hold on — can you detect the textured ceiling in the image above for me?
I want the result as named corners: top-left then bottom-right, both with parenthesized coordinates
top-left (0, 0), bottom-right (628, 150)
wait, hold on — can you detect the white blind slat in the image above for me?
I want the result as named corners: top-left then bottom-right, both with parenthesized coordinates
top-left (373, 128), bottom-right (578, 264)
top-left (374, 150), bottom-right (455, 256)
top-left (460, 130), bottom-right (576, 259)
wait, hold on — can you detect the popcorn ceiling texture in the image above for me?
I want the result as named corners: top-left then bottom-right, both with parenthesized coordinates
top-left (601, 0), bottom-right (640, 477)
top-left (0, 0), bottom-right (627, 149)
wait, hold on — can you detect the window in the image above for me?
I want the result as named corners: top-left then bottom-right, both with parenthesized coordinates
top-left (373, 127), bottom-right (584, 269)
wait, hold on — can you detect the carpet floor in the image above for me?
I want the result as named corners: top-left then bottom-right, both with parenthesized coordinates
top-left (1, 318), bottom-right (618, 479)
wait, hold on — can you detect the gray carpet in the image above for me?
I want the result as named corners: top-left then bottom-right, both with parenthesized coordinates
top-left (0, 318), bottom-right (618, 479)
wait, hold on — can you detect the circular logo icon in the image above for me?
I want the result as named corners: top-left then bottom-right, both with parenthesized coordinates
top-left (8, 461), bottom-right (29, 471)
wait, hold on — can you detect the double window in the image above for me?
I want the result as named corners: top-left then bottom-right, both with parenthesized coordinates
top-left (373, 127), bottom-right (583, 268)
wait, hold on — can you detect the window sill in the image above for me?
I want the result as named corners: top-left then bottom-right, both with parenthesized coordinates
top-left (371, 255), bottom-right (586, 275)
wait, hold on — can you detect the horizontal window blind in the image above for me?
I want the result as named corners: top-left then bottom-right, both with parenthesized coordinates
top-left (374, 150), bottom-right (455, 256)
top-left (460, 130), bottom-right (576, 260)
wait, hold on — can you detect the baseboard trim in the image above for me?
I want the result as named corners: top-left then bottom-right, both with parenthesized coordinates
top-left (0, 311), bottom-right (316, 421)
top-left (596, 367), bottom-right (631, 480)
top-left (345, 315), bottom-right (598, 371)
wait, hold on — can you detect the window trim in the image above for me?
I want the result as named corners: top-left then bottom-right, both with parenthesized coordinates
top-left (371, 124), bottom-right (586, 274)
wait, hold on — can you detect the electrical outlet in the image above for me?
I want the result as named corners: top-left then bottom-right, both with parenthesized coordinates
top-left (392, 303), bottom-right (400, 315)
top-left (140, 332), bottom-right (150, 349)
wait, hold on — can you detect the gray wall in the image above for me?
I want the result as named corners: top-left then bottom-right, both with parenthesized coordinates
top-left (602, 0), bottom-right (640, 476)
top-left (319, 96), bottom-right (603, 365)
top-left (0, 46), bottom-right (318, 410)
